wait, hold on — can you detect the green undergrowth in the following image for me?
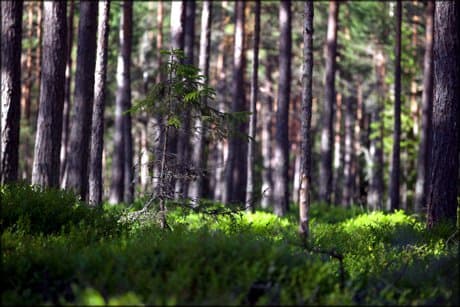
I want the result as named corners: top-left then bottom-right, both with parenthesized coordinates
top-left (1, 184), bottom-right (458, 305)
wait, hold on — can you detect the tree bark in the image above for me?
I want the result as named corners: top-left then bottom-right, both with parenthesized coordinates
top-left (223, 1), bottom-right (246, 205)
top-left (21, 2), bottom-right (34, 124)
top-left (273, 0), bottom-right (292, 216)
top-left (175, 0), bottom-right (195, 199)
top-left (299, 0), bottom-right (313, 239)
top-left (427, 1), bottom-right (460, 228)
top-left (189, 0), bottom-right (212, 202)
top-left (319, 1), bottom-right (339, 204)
top-left (1, 0), bottom-right (23, 184)
top-left (89, 0), bottom-right (110, 206)
top-left (245, 0), bottom-right (260, 212)
top-left (32, 1), bottom-right (67, 188)
top-left (333, 92), bottom-right (343, 205)
top-left (60, 0), bottom-right (75, 184)
top-left (389, 0), bottom-right (402, 211)
top-left (342, 95), bottom-right (355, 207)
top-left (62, 1), bottom-right (98, 198)
top-left (414, 0), bottom-right (434, 213)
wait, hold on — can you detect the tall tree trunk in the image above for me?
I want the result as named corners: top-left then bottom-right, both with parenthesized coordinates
top-left (189, 0), bottom-right (212, 202)
top-left (389, 0), bottom-right (402, 211)
top-left (21, 2), bottom-right (34, 124)
top-left (342, 95), bottom-right (355, 207)
top-left (122, 2), bottom-right (134, 204)
top-left (35, 1), bottom-right (43, 115)
top-left (260, 57), bottom-right (274, 209)
top-left (32, 1), bottom-right (67, 188)
top-left (60, 0), bottom-right (75, 184)
top-left (319, 1), bottom-right (339, 204)
top-left (367, 47), bottom-right (385, 211)
top-left (415, 0), bottom-right (434, 213)
top-left (299, 0), bottom-right (313, 239)
top-left (175, 0), bottom-right (195, 199)
top-left (223, 1), bottom-right (246, 205)
top-left (89, 0), bottom-right (110, 206)
top-left (245, 0), bottom-right (260, 212)
top-left (333, 92), bottom-right (343, 205)
top-left (427, 1), bottom-right (460, 228)
top-left (0, 0), bottom-right (23, 184)
top-left (62, 1), bottom-right (98, 198)
top-left (272, 0), bottom-right (291, 216)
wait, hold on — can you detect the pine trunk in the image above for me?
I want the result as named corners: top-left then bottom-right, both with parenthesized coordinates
top-left (32, 1), bottom-right (67, 188)
top-left (0, 0), bottom-right (23, 184)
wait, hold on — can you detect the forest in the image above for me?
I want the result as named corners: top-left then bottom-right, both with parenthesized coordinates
top-left (1, 0), bottom-right (459, 305)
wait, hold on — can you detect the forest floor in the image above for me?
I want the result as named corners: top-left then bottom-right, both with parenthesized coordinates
top-left (1, 184), bottom-right (459, 305)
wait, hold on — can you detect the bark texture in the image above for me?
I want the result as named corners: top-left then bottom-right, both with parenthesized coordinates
top-left (427, 1), bottom-right (460, 228)
top-left (273, 0), bottom-right (292, 216)
top-left (63, 1), bottom-right (98, 198)
top-left (319, 1), bottom-right (339, 204)
top-left (89, 0), bottom-right (110, 206)
top-left (299, 0), bottom-right (314, 238)
top-left (32, 1), bottom-right (67, 188)
top-left (0, 1), bottom-right (23, 184)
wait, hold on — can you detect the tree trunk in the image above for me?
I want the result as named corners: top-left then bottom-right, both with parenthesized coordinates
top-left (89, 0), bottom-right (110, 206)
top-left (389, 0), bottom-right (402, 211)
top-left (32, 1), bottom-right (67, 188)
top-left (333, 92), bottom-right (343, 205)
top-left (0, 0), bottom-right (23, 184)
top-left (62, 1), bottom-right (98, 198)
top-left (244, 0), bottom-right (260, 212)
top-left (189, 0), bottom-right (212, 202)
top-left (299, 0), bottom-right (313, 239)
top-left (260, 57), bottom-right (274, 209)
top-left (122, 2), bottom-right (134, 204)
top-left (367, 47), bottom-right (385, 211)
top-left (273, 0), bottom-right (292, 216)
top-left (21, 2), bottom-right (34, 124)
top-left (414, 0), bottom-right (434, 213)
top-left (319, 1), bottom-right (339, 204)
top-left (353, 81), bottom-right (364, 205)
top-left (427, 1), bottom-right (460, 228)
top-left (175, 0), bottom-right (195, 199)
top-left (342, 95), bottom-right (355, 207)
top-left (35, 2), bottom-right (43, 113)
top-left (223, 1), bottom-right (246, 205)
top-left (60, 0), bottom-right (75, 184)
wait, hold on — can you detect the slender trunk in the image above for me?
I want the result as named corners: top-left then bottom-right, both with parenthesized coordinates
top-left (175, 0), bottom-right (195, 199)
top-left (415, 0), bottom-right (434, 213)
top-left (60, 0), bottom-right (75, 184)
top-left (1, 0), bottom-right (23, 184)
top-left (333, 92), bottom-right (343, 205)
top-left (122, 2), bottom-right (134, 204)
top-left (427, 1), bottom-right (460, 228)
top-left (319, 1), bottom-right (339, 204)
top-left (261, 58), bottom-right (274, 209)
top-left (89, 0), bottom-right (110, 206)
top-left (389, 0), bottom-right (402, 211)
top-left (35, 2), bottom-right (43, 114)
top-left (189, 0), bottom-right (212, 202)
top-left (342, 95), bottom-right (355, 207)
top-left (353, 81), bottom-right (364, 205)
top-left (32, 1), bottom-right (67, 188)
top-left (299, 0), bottom-right (313, 239)
top-left (63, 1), bottom-right (98, 198)
top-left (223, 1), bottom-right (246, 205)
top-left (21, 2), bottom-right (34, 124)
top-left (273, 0), bottom-right (291, 216)
top-left (244, 0), bottom-right (260, 212)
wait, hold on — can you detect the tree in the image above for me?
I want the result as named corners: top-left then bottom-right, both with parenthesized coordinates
top-left (0, 0), bottom-right (22, 184)
top-left (245, 0), bottom-right (261, 212)
top-left (299, 0), bottom-right (313, 238)
top-left (273, 0), bottom-right (292, 216)
top-left (89, 0), bottom-right (111, 206)
top-left (223, 1), bottom-right (246, 205)
top-left (62, 1), bottom-right (98, 198)
top-left (60, 0), bottom-right (76, 183)
top-left (342, 95), bottom-right (355, 207)
top-left (32, 1), bottom-right (67, 188)
top-left (175, 0), bottom-right (195, 199)
top-left (189, 0), bottom-right (212, 202)
top-left (109, 1), bottom-right (133, 204)
top-left (389, 0), bottom-right (402, 211)
top-left (319, 1), bottom-right (339, 204)
top-left (414, 0), bottom-right (434, 213)
top-left (427, 1), bottom-right (460, 228)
